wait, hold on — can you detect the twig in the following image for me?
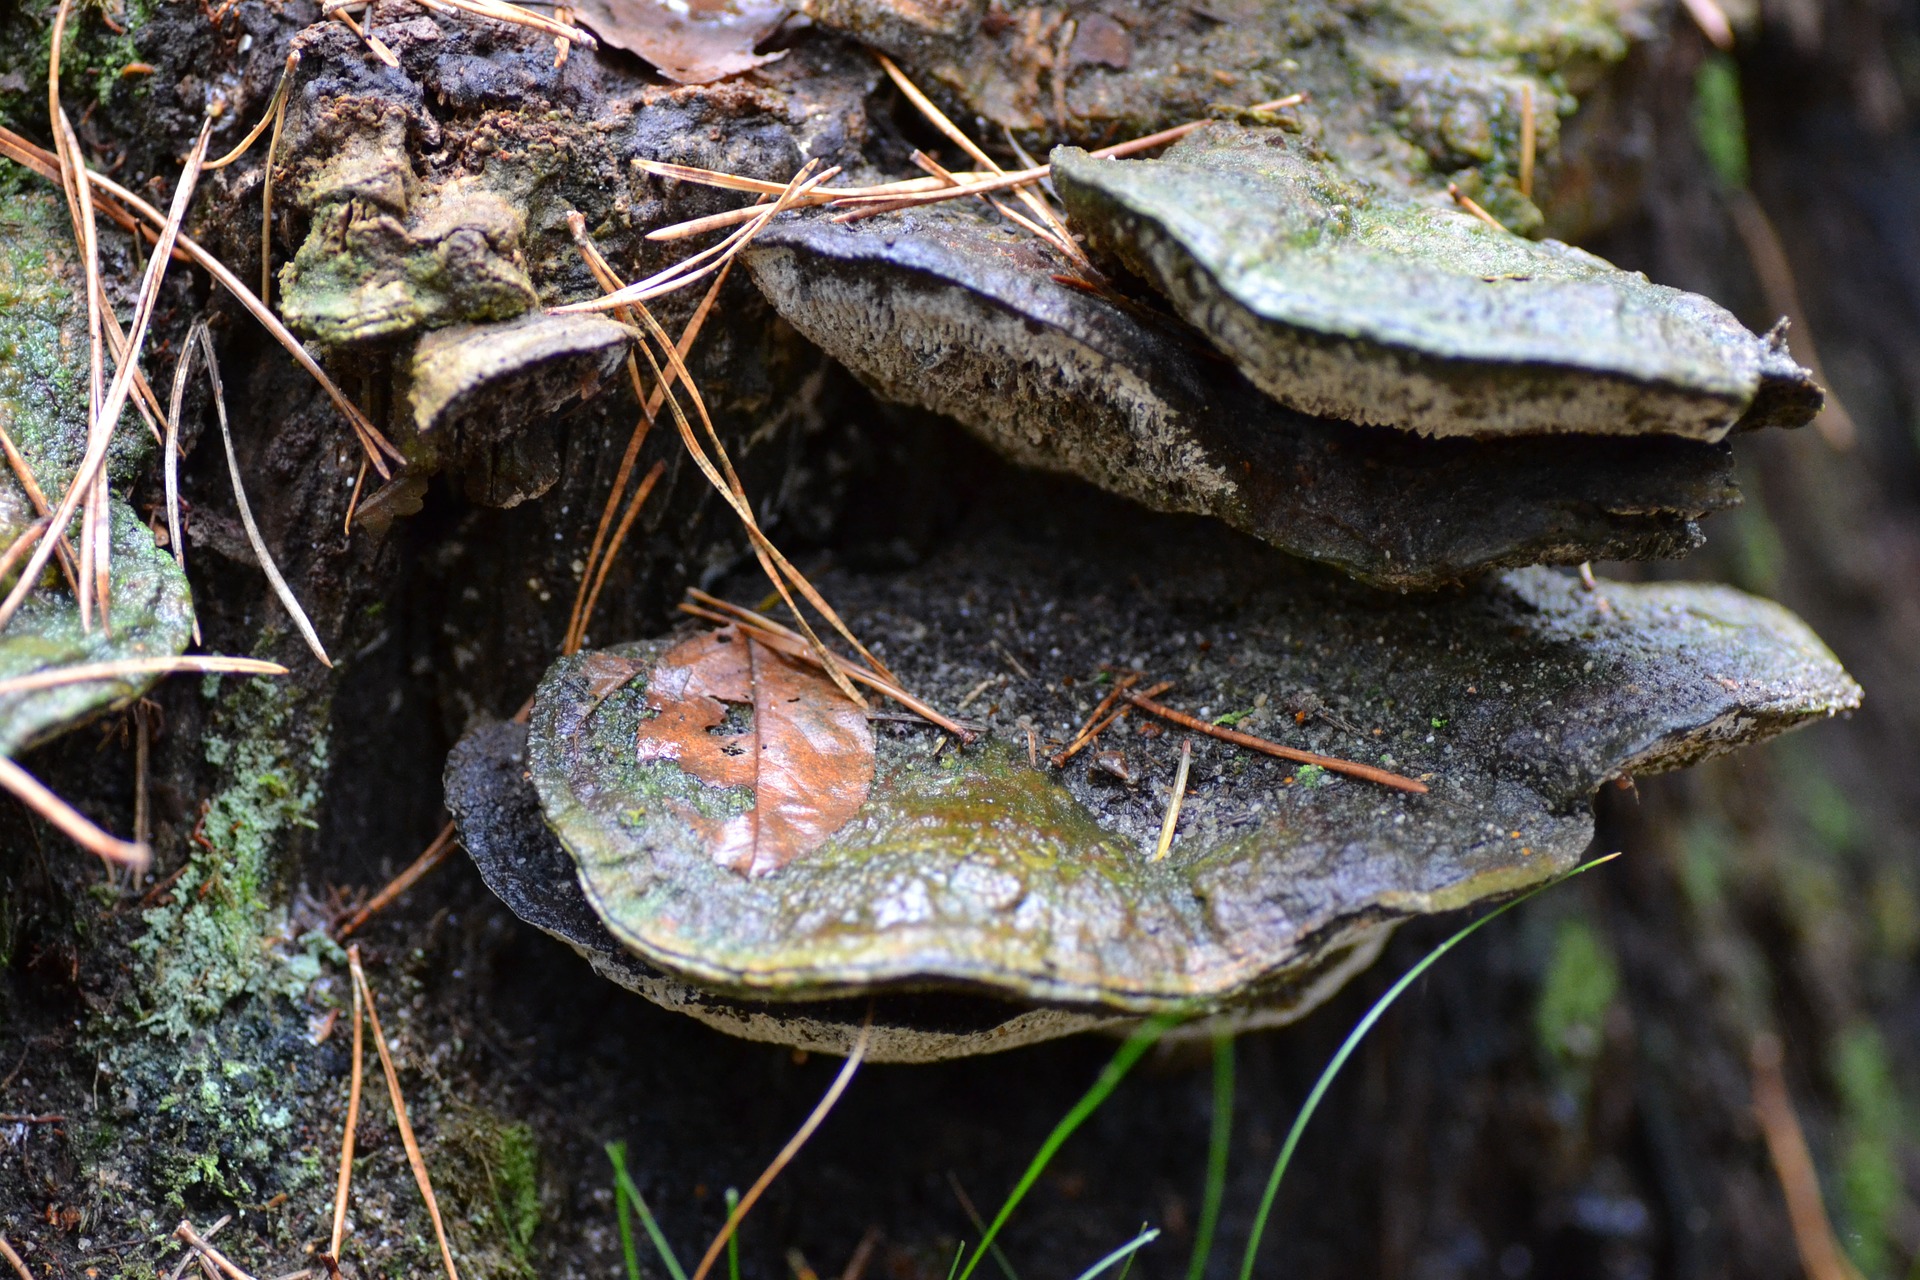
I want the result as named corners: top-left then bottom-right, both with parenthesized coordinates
top-left (334, 820), bottom-right (459, 939)
top-left (1750, 1033), bottom-right (1864, 1280)
top-left (329, 956), bottom-right (366, 1260)
top-left (348, 946), bottom-right (463, 1280)
top-left (197, 325), bottom-right (333, 667)
top-left (0, 755), bottom-right (148, 867)
top-left (0, 1236), bottom-right (36, 1280)
top-left (1051, 674), bottom-right (1139, 767)
top-left (173, 1221), bottom-right (257, 1280)
top-left (1446, 182), bottom-right (1507, 232)
top-left (0, 1115), bottom-right (63, 1124)
top-left (1123, 692), bottom-right (1429, 793)
top-left (1152, 738), bottom-right (1192, 862)
top-left (0, 656), bottom-right (286, 696)
top-left (688, 1011), bottom-right (872, 1280)
top-left (165, 1216), bottom-right (230, 1280)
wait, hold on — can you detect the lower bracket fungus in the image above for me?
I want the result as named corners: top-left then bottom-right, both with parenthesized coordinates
top-left (451, 487), bottom-right (1859, 1060)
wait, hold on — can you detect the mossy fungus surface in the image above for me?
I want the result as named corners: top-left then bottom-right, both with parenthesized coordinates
top-left (491, 491), bottom-right (1857, 1045)
top-left (0, 502), bottom-right (194, 757)
top-left (0, 189), bottom-right (194, 758)
top-left (1054, 126), bottom-right (1823, 440)
top-left (744, 203), bottom-right (1741, 589)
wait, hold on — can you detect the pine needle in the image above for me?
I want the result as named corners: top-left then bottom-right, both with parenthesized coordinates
top-left (329, 952), bottom-right (366, 1261)
top-left (0, 1234), bottom-right (36, 1280)
top-left (0, 419), bottom-right (82, 596)
top-left (1123, 690), bottom-right (1428, 793)
top-left (194, 327), bottom-right (333, 666)
top-left (0, 655), bottom-right (285, 696)
top-left (162, 321), bottom-right (201, 641)
top-left (348, 946), bottom-right (463, 1280)
top-left (333, 820), bottom-right (459, 939)
top-left (571, 459), bottom-right (664, 652)
top-left (0, 755), bottom-right (147, 868)
top-left (1151, 738), bottom-right (1192, 861)
top-left (687, 1013), bottom-right (872, 1280)
top-left (205, 52), bottom-right (299, 170)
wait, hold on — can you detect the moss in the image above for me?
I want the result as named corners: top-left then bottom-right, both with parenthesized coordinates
top-left (128, 676), bottom-right (330, 1037)
top-left (445, 1110), bottom-right (544, 1279)
top-left (1830, 1023), bottom-right (1904, 1278)
top-left (1692, 55), bottom-right (1750, 191)
top-left (0, 0), bottom-right (153, 130)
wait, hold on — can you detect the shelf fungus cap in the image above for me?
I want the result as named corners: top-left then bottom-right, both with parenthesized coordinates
top-left (1052, 126), bottom-right (1823, 442)
top-left (743, 205), bottom-right (1741, 589)
top-left (452, 511), bottom-right (1859, 1060)
top-left (408, 311), bottom-right (633, 507)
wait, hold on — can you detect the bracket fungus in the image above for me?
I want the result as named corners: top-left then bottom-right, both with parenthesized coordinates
top-left (1052, 128), bottom-right (1824, 441)
top-left (453, 491), bottom-right (1859, 1060)
top-left (743, 202), bottom-right (1743, 588)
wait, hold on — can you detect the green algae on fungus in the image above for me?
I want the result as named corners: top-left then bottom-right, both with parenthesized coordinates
top-left (0, 187), bottom-right (154, 490)
top-left (0, 502), bottom-right (195, 757)
top-left (506, 508), bottom-right (1858, 1023)
top-left (1053, 126), bottom-right (1823, 441)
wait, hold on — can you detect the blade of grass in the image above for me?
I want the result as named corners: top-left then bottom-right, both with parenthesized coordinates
top-left (1074, 1229), bottom-right (1160, 1280)
top-left (956, 1014), bottom-right (1182, 1280)
top-left (1235, 853), bottom-right (1622, 1280)
top-left (1185, 1033), bottom-right (1234, 1280)
top-left (723, 1188), bottom-right (742, 1280)
top-left (608, 1143), bottom-right (641, 1280)
top-left (607, 1141), bottom-right (688, 1280)
top-left (196, 326), bottom-right (332, 667)
top-left (946, 1174), bottom-right (1018, 1280)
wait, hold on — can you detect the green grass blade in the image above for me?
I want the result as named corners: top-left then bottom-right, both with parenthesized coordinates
top-left (1074, 1228), bottom-right (1161, 1280)
top-left (1115, 1222), bottom-right (1151, 1280)
top-left (1235, 854), bottom-right (1619, 1280)
top-left (607, 1140), bottom-right (691, 1280)
top-left (723, 1187), bottom-right (742, 1280)
top-left (957, 1014), bottom-right (1182, 1280)
top-left (609, 1142), bottom-right (642, 1280)
top-left (946, 1241), bottom-right (966, 1280)
top-left (1186, 1033), bottom-right (1235, 1280)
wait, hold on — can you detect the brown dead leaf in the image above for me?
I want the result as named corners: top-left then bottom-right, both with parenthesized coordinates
top-left (570, 0), bottom-right (791, 84)
top-left (636, 625), bottom-right (873, 877)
